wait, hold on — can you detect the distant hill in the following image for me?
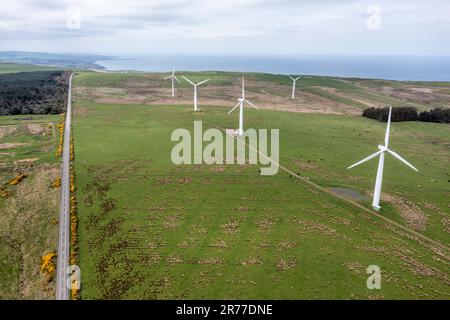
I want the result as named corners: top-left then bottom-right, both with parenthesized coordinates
top-left (0, 51), bottom-right (115, 70)
top-left (0, 70), bottom-right (71, 115)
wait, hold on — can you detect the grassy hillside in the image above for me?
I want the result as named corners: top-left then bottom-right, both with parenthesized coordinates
top-left (0, 63), bottom-right (61, 74)
top-left (72, 101), bottom-right (449, 299)
top-left (73, 71), bottom-right (450, 115)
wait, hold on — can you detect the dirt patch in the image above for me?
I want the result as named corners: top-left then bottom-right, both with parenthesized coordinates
top-left (241, 258), bottom-right (262, 266)
top-left (209, 239), bottom-right (228, 248)
top-left (329, 187), bottom-right (369, 202)
top-left (0, 142), bottom-right (31, 150)
top-left (277, 258), bottom-right (296, 271)
top-left (221, 218), bottom-right (240, 234)
top-left (14, 158), bottom-right (40, 164)
top-left (166, 255), bottom-right (184, 265)
top-left (0, 126), bottom-right (18, 139)
top-left (276, 241), bottom-right (297, 250)
top-left (382, 193), bottom-right (428, 231)
top-left (198, 257), bottom-right (223, 265)
top-left (24, 124), bottom-right (45, 135)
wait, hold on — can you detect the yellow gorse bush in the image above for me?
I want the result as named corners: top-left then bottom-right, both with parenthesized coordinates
top-left (40, 251), bottom-right (57, 281)
top-left (51, 177), bottom-right (61, 189)
top-left (9, 173), bottom-right (27, 186)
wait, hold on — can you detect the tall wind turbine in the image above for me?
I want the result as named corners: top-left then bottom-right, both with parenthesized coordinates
top-left (182, 76), bottom-right (209, 112)
top-left (164, 69), bottom-right (180, 97)
top-left (347, 107), bottom-right (418, 211)
top-left (288, 74), bottom-right (303, 99)
top-left (228, 76), bottom-right (260, 136)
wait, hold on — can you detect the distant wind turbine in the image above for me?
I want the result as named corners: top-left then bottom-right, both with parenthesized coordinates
top-left (164, 69), bottom-right (180, 97)
top-left (288, 75), bottom-right (303, 99)
top-left (347, 107), bottom-right (418, 211)
top-left (182, 76), bottom-right (209, 112)
top-left (228, 76), bottom-right (260, 136)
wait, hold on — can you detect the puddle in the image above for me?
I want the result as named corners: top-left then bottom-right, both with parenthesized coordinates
top-left (329, 187), bottom-right (368, 202)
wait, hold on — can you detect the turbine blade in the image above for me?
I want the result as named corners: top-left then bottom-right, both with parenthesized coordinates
top-left (174, 76), bottom-right (180, 83)
top-left (295, 74), bottom-right (303, 80)
top-left (387, 149), bottom-right (418, 172)
top-left (164, 75), bottom-right (172, 79)
top-left (245, 99), bottom-right (260, 110)
top-left (182, 76), bottom-right (195, 86)
top-left (385, 106), bottom-right (392, 147)
top-left (227, 102), bottom-right (240, 114)
top-left (197, 79), bottom-right (210, 86)
top-left (288, 75), bottom-right (295, 81)
top-left (347, 150), bottom-right (383, 169)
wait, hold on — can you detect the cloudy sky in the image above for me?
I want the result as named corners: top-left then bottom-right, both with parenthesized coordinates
top-left (1, 0), bottom-right (449, 56)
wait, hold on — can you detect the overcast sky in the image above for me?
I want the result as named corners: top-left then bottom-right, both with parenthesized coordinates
top-left (1, 0), bottom-right (449, 56)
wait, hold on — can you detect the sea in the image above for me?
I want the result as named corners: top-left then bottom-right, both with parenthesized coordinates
top-left (95, 54), bottom-right (450, 82)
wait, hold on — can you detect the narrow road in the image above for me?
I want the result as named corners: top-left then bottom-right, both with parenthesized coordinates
top-left (56, 72), bottom-right (73, 300)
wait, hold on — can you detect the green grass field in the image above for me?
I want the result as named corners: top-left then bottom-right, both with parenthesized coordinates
top-left (0, 63), bottom-right (62, 74)
top-left (73, 101), bottom-right (449, 299)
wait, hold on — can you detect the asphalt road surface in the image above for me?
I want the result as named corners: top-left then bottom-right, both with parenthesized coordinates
top-left (55, 73), bottom-right (73, 300)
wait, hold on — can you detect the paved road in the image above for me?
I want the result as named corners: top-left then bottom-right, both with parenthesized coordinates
top-left (56, 73), bottom-right (73, 300)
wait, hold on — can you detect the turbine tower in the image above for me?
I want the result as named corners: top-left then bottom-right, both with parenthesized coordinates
top-left (228, 76), bottom-right (260, 136)
top-left (182, 76), bottom-right (209, 112)
top-left (164, 69), bottom-right (180, 97)
top-left (347, 107), bottom-right (418, 211)
top-left (288, 74), bottom-right (303, 99)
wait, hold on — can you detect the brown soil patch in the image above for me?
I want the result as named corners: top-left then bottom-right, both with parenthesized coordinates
top-left (241, 258), bottom-right (262, 265)
top-left (198, 257), bottom-right (223, 265)
top-left (0, 142), bottom-right (31, 150)
top-left (14, 158), bottom-right (40, 164)
top-left (221, 218), bottom-right (240, 234)
top-left (166, 255), bottom-right (184, 265)
top-left (382, 193), bottom-right (428, 231)
top-left (277, 258), bottom-right (296, 271)
top-left (0, 126), bottom-right (18, 139)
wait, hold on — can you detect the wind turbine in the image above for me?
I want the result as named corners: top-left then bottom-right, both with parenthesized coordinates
top-left (347, 107), bottom-right (418, 211)
top-left (228, 76), bottom-right (260, 136)
top-left (288, 74), bottom-right (303, 99)
top-left (182, 76), bottom-right (209, 112)
top-left (164, 69), bottom-right (180, 97)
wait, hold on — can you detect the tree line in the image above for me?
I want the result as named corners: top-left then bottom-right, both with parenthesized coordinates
top-left (0, 70), bottom-right (70, 116)
top-left (362, 106), bottom-right (449, 123)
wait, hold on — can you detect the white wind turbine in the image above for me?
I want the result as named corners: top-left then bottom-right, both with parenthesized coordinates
top-left (347, 107), bottom-right (418, 211)
top-left (288, 74), bottom-right (303, 99)
top-left (164, 69), bottom-right (180, 97)
top-left (228, 76), bottom-right (260, 136)
top-left (182, 76), bottom-right (209, 112)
